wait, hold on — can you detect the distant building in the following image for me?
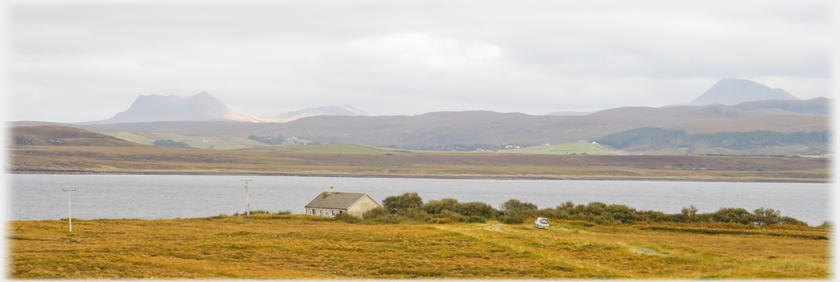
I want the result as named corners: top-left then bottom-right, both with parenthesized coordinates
top-left (304, 187), bottom-right (381, 218)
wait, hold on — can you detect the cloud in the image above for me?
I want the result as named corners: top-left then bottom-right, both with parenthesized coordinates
top-left (346, 33), bottom-right (502, 67)
top-left (6, 3), bottom-right (832, 122)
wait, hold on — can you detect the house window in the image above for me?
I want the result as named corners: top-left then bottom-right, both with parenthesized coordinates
top-left (310, 209), bottom-right (315, 215)
top-left (331, 210), bottom-right (335, 216)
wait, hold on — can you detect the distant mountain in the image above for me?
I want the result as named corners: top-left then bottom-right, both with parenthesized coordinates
top-left (266, 105), bottom-right (372, 122)
top-left (690, 78), bottom-right (798, 105)
top-left (80, 92), bottom-right (374, 124)
top-left (546, 111), bottom-right (592, 116)
top-left (591, 97), bottom-right (828, 119)
top-left (82, 92), bottom-right (269, 124)
top-left (33, 94), bottom-right (826, 150)
top-left (77, 102), bottom-right (828, 148)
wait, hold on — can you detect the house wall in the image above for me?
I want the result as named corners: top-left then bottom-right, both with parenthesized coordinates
top-left (346, 195), bottom-right (381, 218)
top-left (305, 207), bottom-right (348, 217)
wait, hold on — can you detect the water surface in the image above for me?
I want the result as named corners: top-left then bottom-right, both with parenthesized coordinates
top-left (10, 174), bottom-right (830, 225)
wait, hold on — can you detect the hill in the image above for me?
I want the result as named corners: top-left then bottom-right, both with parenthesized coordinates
top-left (13, 97), bottom-right (827, 153)
top-left (590, 97), bottom-right (827, 119)
top-left (74, 104), bottom-right (827, 149)
top-left (9, 126), bottom-right (144, 147)
top-left (668, 115), bottom-right (829, 134)
top-left (83, 92), bottom-right (269, 124)
top-left (689, 78), bottom-right (798, 106)
top-left (10, 143), bottom-right (828, 181)
top-left (266, 105), bottom-right (372, 122)
top-left (598, 127), bottom-right (829, 155)
top-left (730, 97), bottom-right (828, 116)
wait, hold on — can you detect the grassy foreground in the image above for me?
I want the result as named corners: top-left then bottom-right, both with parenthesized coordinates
top-left (9, 214), bottom-right (830, 279)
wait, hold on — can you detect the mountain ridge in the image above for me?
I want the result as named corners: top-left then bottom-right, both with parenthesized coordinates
top-left (80, 92), bottom-right (371, 124)
top-left (61, 97), bottom-right (828, 148)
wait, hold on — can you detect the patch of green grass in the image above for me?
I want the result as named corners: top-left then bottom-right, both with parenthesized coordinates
top-left (253, 144), bottom-right (389, 153)
top-left (503, 142), bottom-right (621, 155)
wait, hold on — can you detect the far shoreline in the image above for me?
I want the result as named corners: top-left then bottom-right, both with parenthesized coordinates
top-left (11, 169), bottom-right (830, 183)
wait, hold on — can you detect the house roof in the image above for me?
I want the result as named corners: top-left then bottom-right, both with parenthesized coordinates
top-left (304, 192), bottom-right (379, 209)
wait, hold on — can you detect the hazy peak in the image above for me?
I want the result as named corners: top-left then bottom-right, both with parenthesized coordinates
top-left (690, 78), bottom-right (798, 106)
top-left (266, 105), bottom-right (372, 122)
top-left (83, 92), bottom-right (269, 124)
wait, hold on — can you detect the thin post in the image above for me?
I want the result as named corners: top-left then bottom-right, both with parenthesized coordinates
top-left (62, 188), bottom-right (76, 232)
top-left (241, 180), bottom-right (253, 216)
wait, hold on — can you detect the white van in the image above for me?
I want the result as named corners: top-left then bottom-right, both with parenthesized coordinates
top-left (534, 217), bottom-right (549, 229)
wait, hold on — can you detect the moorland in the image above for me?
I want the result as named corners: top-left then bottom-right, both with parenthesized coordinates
top-left (9, 126), bottom-right (829, 182)
top-left (9, 213), bottom-right (830, 279)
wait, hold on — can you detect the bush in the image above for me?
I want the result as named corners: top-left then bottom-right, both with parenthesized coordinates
top-left (753, 207), bottom-right (782, 226)
top-left (781, 216), bottom-right (808, 226)
top-left (467, 216), bottom-right (487, 223)
top-left (439, 210), bottom-right (465, 223)
top-left (501, 199), bottom-right (538, 215)
top-left (680, 205), bottom-right (698, 223)
top-left (458, 202), bottom-right (499, 219)
top-left (818, 221), bottom-right (832, 228)
top-left (535, 208), bottom-right (566, 220)
top-left (712, 207), bottom-right (755, 225)
top-left (334, 212), bottom-right (361, 223)
top-left (605, 204), bottom-right (636, 223)
top-left (233, 210), bottom-right (273, 216)
top-left (695, 213), bottom-right (715, 223)
top-left (500, 216), bottom-right (524, 224)
top-left (363, 207), bottom-right (388, 219)
top-left (383, 192), bottom-right (424, 214)
top-left (423, 198), bottom-right (460, 214)
top-left (633, 210), bottom-right (674, 223)
top-left (398, 207), bottom-right (431, 222)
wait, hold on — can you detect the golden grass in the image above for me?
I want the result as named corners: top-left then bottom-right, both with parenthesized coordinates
top-left (9, 215), bottom-right (830, 279)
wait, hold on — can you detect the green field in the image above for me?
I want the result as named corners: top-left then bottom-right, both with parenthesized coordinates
top-left (98, 130), bottom-right (269, 149)
top-left (503, 142), bottom-right (624, 155)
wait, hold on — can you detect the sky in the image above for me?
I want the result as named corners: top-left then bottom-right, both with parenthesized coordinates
top-left (2, 1), bottom-right (834, 123)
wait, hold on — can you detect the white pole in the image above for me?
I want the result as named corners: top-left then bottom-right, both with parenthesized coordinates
top-left (241, 180), bottom-right (252, 216)
top-left (62, 188), bottom-right (75, 232)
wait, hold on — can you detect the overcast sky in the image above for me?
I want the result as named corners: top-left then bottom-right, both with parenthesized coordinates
top-left (3, 1), bottom-right (834, 123)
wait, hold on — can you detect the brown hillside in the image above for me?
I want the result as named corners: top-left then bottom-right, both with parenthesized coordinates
top-left (10, 145), bottom-right (829, 181)
top-left (10, 126), bottom-right (144, 147)
top-left (668, 115), bottom-right (829, 134)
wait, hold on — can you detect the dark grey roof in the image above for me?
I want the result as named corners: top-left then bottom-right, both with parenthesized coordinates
top-left (304, 192), bottom-right (378, 209)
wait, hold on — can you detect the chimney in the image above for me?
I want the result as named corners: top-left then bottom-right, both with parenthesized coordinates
top-left (329, 187), bottom-right (335, 193)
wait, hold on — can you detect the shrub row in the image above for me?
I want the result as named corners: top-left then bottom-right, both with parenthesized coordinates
top-left (341, 192), bottom-right (817, 227)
